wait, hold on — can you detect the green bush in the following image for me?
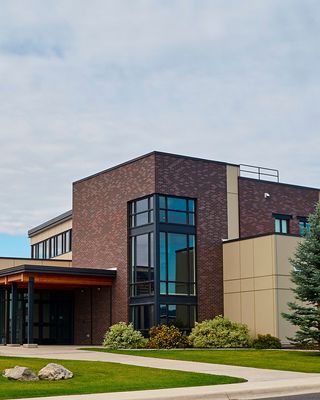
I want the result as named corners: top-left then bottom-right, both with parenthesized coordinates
top-left (252, 334), bottom-right (282, 349)
top-left (102, 322), bottom-right (146, 349)
top-left (148, 325), bottom-right (189, 349)
top-left (189, 316), bottom-right (251, 348)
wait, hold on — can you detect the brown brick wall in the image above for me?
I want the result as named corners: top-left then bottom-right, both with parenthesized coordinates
top-left (155, 154), bottom-right (228, 321)
top-left (72, 154), bottom-right (156, 324)
top-left (74, 287), bottom-right (112, 345)
top-left (239, 177), bottom-right (319, 237)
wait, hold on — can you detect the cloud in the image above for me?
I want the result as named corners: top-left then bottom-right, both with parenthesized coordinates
top-left (0, 0), bottom-right (319, 234)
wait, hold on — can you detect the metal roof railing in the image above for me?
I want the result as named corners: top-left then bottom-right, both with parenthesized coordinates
top-left (240, 164), bottom-right (279, 182)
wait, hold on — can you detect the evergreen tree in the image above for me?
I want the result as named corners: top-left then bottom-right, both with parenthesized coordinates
top-left (282, 201), bottom-right (320, 348)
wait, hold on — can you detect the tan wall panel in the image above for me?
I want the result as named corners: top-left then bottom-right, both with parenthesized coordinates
top-left (276, 275), bottom-right (293, 290)
top-left (275, 235), bottom-right (301, 275)
top-left (0, 258), bottom-right (72, 270)
top-left (223, 242), bottom-right (240, 280)
top-left (226, 165), bottom-right (239, 193)
top-left (224, 293), bottom-right (241, 323)
top-left (253, 236), bottom-right (274, 277)
top-left (30, 219), bottom-right (72, 245)
top-left (241, 291), bottom-right (255, 335)
top-left (254, 276), bottom-right (274, 291)
top-left (240, 278), bottom-right (254, 292)
top-left (224, 279), bottom-right (241, 294)
top-left (227, 193), bottom-right (240, 240)
top-left (240, 239), bottom-right (254, 278)
top-left (277, 289), bottom-right (297, 342)
top-left (53, 251), bottom-right (72, 261)
top-left (254, 289), bottom-right (276, 336)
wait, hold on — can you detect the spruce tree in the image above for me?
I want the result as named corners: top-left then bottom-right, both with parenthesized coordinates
top-left (282, 201), bottom-right (320, 348)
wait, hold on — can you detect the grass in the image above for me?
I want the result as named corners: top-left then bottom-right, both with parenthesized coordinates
top-left (81, 348), bottom-right (320, 374)
top-left (0, 356), bottom-right (244, 399)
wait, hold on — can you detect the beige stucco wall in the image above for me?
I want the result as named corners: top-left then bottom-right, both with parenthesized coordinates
top-left (226, 165), bottom-right (240, 240)
top-left (29, 218), bottom-right (72, 261)
top-left (30, 219), bottom-right (72, 245)
top-left (223, 234), bottom-right (301, 342)
top-left (0, 258), bottom-right (72, 270)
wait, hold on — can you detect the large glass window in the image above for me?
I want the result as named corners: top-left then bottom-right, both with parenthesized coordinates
top-left (129, 196), bottom-right (154, 227)
top-left (160, 232), bottom-right (196, 296)
top-left (160, 304), bottom-right (196, 333)
top-left (130, 232), bottom-right (154, 297)
top-left (159, 196), bottom-right (195, 225)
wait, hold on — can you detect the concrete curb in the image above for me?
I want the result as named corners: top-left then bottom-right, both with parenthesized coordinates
top-left (21, 378), bottom-right (320, 400)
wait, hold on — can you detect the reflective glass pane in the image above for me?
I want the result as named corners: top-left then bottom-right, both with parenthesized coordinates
top-left (149, 232), bottom-right (154, 267)
top-left (173, 282), bottom-right (188, 295)
top-left (168, 233), bottom-right (187, 281)
top-left (159, 210), bottom-right (166, 222)
top-left (176, 305), bottom-right (188, 329)
top-left (65, 231), bottom-right (70, 252)
top-left (149, 196), bottom-right (153, 209)
top-left (136, 266), bottom-right (149, 282)
top-left (275, 219), bottom-right (281, 233)
top-left (188, 199), bottom-right (195, 212)
top-left (57, 235), bottom-right (62, 255)
top-left (160, 232), bottom-right (166, 280)
top-left (167, 197), bottom-right (187, 211)
top-left (281, 219), bottom-right (288, 233)
top-left (149, 210), bottom-right (154, 223)
top-left (136, 198), bottom-right (149, 213)
top-left (136, 234), bottom-right (149, 266)
top-left (160, 282), bottom-right (166, 294)
top-left (188, 213), bottom-right (195, 225)
top-left (167, 304), bottom-right (176, 322)
top-left (167, 211), bottom-right (187, 224)
top-left (159, 196), bottom-right (166, 209)
top-left (38, 242), bottom-right (44, 259)
top-left (190, 305), bottom-right (196, 327)
top-left (136, 212), bottom-right (149, 226)
top-left (136, 282), bottom-right (150, 296)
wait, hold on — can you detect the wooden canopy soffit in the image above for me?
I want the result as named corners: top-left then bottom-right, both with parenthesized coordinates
top-left (0, 272), bottom-right (113, 288)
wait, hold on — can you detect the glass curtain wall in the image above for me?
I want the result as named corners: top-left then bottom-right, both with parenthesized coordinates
top-left (129, 194), bottom-right (197, 334)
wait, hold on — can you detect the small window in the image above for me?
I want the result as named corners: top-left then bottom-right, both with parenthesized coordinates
top-left (159, 195), bottom-right (195, 226)
top-left (298, 216), bottom-right (310, 236)
top-left (129, 196), bottom-right (154, 228)
top-left (273, 213), bottom-right (291, 234)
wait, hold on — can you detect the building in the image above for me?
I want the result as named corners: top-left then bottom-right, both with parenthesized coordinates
top-left (0, 151), bottom-right (319, 345)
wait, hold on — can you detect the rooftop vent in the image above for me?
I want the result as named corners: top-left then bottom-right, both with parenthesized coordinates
top-left (240, 164), bottom-right (279, 182)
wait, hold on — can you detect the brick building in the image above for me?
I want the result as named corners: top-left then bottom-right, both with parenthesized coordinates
top-left (0, 151), bottom-right (319, 345)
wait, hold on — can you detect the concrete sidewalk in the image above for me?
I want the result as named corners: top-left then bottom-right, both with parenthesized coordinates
top-left (0, 346), bottom-right (319, 399)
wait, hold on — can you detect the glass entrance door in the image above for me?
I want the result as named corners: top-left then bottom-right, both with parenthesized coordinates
top-left (26, 290), bottom-right (73, 345)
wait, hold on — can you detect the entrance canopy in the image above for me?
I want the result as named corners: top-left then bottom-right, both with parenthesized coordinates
top-left (0, 265), bottom-right (116, 345)
top-left (0, 264), bottom-right (116, 289)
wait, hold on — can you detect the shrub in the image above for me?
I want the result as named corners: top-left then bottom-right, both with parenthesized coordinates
top-left (252, 334), bottom-right (282, 349)
top-left (189, 316), bottom-right (251, 348)
top-left (102, 322), bottom-right (146, 349)
top-left (148, 325), bottom-right (189, 349)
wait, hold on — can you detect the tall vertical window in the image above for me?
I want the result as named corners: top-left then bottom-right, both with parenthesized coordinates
top-left (273, 214), bottom-right (291, 234)
top-left (130, 232), bottom-right (154, 297)
top-left (160, 232), bottom-right (196, 296)
top-left (159, 196), bottom-right (195, 225)
top-left (298, 216), bottom-right (311, 236)
top-left (160, 304), bottom-right (196, 333)
top-left (129, 196), bottom-right (154, 227)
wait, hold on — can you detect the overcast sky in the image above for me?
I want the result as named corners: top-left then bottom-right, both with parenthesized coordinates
top-left (0, 0), bottom-right (319, 256)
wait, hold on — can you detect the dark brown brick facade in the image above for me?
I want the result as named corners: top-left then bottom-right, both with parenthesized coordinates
top-left (72, 154), bottom-right (156, 325)
top-left (239, 177), bottom-right (319, 237)
top-left (155, 153), bottom-right (228, 320)
top-left (74, 287), bottom-right (111, 345)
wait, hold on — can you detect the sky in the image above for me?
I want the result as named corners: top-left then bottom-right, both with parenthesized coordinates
top-left (0, 0), bottom-right (319, 257)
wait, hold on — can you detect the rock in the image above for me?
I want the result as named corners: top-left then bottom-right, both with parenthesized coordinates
top-left (3, 366), bottom-right (39, 381)
top-left (38, 363), bottom-right (73, 380)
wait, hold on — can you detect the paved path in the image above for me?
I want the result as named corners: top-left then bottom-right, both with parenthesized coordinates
top-left (0, 346), bottom-right (319, 399)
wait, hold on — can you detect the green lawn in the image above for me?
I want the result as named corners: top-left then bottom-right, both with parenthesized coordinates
top-left (82, 349), bottom-right (320, 374)
top-left (0, 356), bottom-right (244, 399)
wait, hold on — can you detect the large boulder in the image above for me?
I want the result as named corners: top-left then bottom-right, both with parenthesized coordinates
top-left (3, 366), bottom-right (39, 381)
top-left (38, 363), bottom-right (73, 380)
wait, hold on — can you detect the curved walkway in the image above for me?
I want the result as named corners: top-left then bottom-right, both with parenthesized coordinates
top-left (0, 346), bottom-right (320, 399)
